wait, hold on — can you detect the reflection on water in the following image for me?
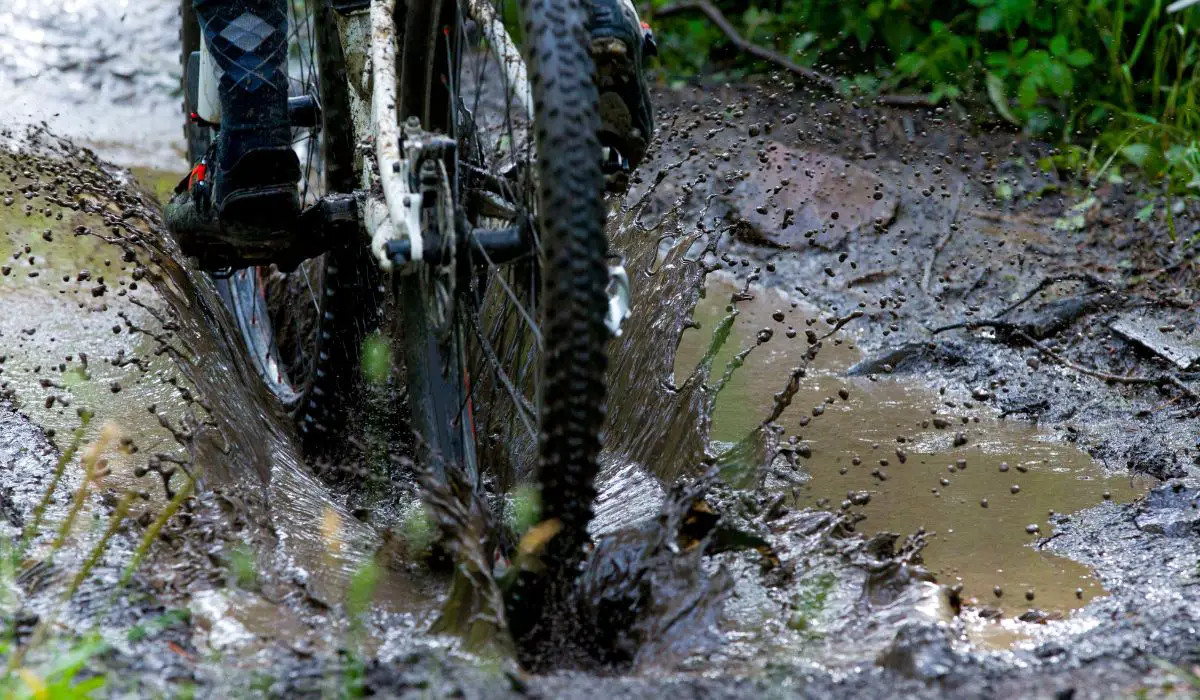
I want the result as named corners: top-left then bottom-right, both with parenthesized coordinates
top-left (675, 272), bottom-right (1149, 627)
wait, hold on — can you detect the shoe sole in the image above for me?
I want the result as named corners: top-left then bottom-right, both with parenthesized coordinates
top-left (591, 37), bottom-right (636, 134)
top-left (591, 36), bottom-right (635, 89)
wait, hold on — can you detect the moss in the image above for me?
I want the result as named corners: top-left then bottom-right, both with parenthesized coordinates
top-left (786, 572), bottom-right (836, 635)
top-left (399, 502), bottom-right (437, 559)
top-left (360, 332), bottom-right (391, 386)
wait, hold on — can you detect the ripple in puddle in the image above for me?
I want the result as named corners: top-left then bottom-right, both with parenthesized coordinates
top-left (675, 272), bottom-right (1150, 642)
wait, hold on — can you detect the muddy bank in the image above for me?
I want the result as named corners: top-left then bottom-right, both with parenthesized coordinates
top-left (618, 79), bottom-right (1200, 697)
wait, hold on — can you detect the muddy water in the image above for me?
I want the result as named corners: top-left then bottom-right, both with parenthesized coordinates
top-left (0, 165), bottom-right (195, 543)
top-left (675, 272), bottom-right (1149, 627)
top-left (0, 139), bottom-right (444, 664)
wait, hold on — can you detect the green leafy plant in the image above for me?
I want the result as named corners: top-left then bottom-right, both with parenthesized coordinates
top-left (0, 635), bottom-right (109, 700)
top-left (648, 0), bottom-right (1200, 195)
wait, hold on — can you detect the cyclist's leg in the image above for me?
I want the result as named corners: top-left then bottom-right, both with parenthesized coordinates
top-left (166, 0), bottom-right (300, 269)
top-left (586, 0), bottom-right (656, 178)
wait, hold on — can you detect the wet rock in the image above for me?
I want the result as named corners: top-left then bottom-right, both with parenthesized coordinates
top-left (876, 623), bottom-right (958, 681)
top-left (1111, 311), bottom-right (1200, 370)
top-left (847, 341), bottom-right (969, 377)
top-left (1133, 483), bottom-right (1200, 537)
top-left (724, 145), bottom-right (897, 250)
top-left (1009, 294), bottom-right (1121, 341)
top-left (1018, 609), bottom-right (1051, 623)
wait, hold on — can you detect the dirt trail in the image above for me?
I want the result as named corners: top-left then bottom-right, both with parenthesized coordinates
top-left (620, 80), bottom-right (1200, 697)
top-left (1, 1), bottom-right (1200, 697)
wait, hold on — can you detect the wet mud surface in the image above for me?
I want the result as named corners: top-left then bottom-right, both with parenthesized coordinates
top-left (2, 2), bottom-right (1200, 698)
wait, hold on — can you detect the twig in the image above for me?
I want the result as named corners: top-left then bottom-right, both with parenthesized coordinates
top-left (921, 183), bottom-right (964, 292)
top-left (929, 273), bottom-right (1114, 334)
top-left (654, 2), bottom-right (935, 107)
top-left (931, 320), bottom-right (1199, 401)
top-left (993, 273), bottom-right (1111, 319)
top-left (873, 93), bottom-right (939, 107)
top-left (654, 2), bottom-right (837, 90)
top-left (1129, 254), bottom-right (1196, 287)
top-left (1016, 327), bottom-right (1198, 400)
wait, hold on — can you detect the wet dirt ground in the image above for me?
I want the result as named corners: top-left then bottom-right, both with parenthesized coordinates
top-left (3, 1), bottom-right (1200, 698)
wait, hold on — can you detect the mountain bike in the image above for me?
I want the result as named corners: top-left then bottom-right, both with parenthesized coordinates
top-left (179, 0), bottom-right (631, 649)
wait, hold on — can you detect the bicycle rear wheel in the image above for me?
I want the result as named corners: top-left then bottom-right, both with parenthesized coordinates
top-left (179, 0), bottom-right (376, 457)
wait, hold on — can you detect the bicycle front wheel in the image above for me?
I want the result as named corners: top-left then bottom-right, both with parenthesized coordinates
top-left (401, 0), bottom-right (610, 652)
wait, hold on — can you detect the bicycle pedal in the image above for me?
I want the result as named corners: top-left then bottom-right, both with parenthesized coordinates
top-left (601, 146), bottom-right (631, 191)
top-left (601, 145), bottom-right (630, 174)
top-left (287, 95), bottom-right (321, 129)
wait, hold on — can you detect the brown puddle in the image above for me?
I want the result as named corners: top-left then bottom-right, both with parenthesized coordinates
top-left (675, 272), bottom-right (1150, 637)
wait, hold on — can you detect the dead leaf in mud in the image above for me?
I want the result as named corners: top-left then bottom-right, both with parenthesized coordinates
top-left (518, 518), bottom-right (564, 557)
top-left (724, 145), bottom-right (897, 250)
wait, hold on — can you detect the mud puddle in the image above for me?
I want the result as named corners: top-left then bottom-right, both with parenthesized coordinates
top-left (675, 272), bottom-right (1150, 638)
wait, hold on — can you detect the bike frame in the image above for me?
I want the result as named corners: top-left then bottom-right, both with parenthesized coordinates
top-left (194, 0), bottom-right (631, 332)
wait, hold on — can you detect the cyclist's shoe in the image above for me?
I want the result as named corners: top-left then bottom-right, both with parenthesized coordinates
top-left (588, 0), bottom-right (655, 187)
top-left (164, 143), bottom-right (304, 271)
top-left (169, 0), bottom-right (311, 271)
